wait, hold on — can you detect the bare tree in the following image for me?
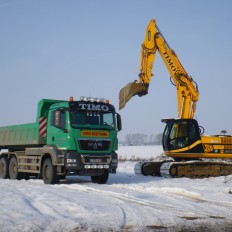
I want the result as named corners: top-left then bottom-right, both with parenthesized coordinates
top-left (124, 133), bottom-right (162, 145)
top-left (155, 133), bottom-right (163, 145)
top-left (124, 133), bottom-right (148, 145)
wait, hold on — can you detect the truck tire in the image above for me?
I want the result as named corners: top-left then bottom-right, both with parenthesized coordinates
top-left (42, 158), bottom-right (59, 184)
top-left (9, 157), bottom-right (19, 180)
top-left (91, 170), bottom-right (109, 184)
top-left (0, 157), bottom-right (9, 179)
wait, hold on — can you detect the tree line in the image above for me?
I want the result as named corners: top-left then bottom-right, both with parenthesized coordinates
top-left (122, 133), bottom-right (163, 146)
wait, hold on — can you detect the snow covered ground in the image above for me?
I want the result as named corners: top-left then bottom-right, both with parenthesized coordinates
top-left (1, 146), bottom-right (232, 232)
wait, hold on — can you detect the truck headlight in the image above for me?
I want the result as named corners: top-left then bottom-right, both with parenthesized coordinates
top-left (67, 158), bottom-right (76, 163)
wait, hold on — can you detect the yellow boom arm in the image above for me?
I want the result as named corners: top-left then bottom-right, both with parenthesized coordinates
top-left (119, 19), bottom-right (199, 119)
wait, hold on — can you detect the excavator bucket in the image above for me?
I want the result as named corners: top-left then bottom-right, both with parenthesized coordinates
top-left (119, 82), bottom-right (148, 110)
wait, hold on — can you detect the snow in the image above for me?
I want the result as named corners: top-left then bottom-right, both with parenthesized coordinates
top-left (1, 145), bottom-right (232, 231)
top-left (118, 145), bottom-right (163, 161)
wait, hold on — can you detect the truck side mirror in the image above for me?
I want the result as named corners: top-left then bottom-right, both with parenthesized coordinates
top-left (116, 113), bottom-right (122, 131)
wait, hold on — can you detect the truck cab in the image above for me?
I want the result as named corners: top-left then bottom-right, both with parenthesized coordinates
top-left (46, 97), bottom-right (121, 181)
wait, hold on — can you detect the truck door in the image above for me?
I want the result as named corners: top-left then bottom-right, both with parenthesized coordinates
top-left (48, 109), bottom-right (69, 148)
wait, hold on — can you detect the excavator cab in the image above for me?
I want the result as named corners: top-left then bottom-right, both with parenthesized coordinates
top-left (162, 118), bottom-right (204, 153)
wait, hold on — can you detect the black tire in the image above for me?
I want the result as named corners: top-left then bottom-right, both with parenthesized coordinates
top-left (20, 173), bottom-right (30, 180)
top-left (42, 158), bottom-right (59, 184)
top-left (91, 170), bottom-right (109, 184)
top-left (59, 175), bottom-right (66, 180)
top-left (9, 157), bottom-right (19, 180)
top-left (0, 156), bottom-right (9, 179)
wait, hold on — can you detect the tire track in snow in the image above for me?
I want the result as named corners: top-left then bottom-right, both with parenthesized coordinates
top-left (61, 184), bottom-right (197, 215)
top-left (58, 183), bottom-right (182, 229)
top-left (60, 183), bottom-right (232, 222)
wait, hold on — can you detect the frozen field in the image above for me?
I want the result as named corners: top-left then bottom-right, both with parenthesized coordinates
top-left (1, 146), bottom-right (232, 232)
top-left (117, 145), bottom-right (163, 160)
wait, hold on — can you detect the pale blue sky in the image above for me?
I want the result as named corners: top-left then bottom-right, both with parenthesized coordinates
top-left (1, 0), bottom-right (232, 141)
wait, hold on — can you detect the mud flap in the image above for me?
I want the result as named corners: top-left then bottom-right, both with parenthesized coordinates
top-left (119, 82), bottom-right (148, 110)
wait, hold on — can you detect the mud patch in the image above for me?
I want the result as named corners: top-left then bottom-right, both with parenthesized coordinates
top-left (146, 225), bottom-right (167, 229)
top-left (180, 215), bottom-right (225, 221)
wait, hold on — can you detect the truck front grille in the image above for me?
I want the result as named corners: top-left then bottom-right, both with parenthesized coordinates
top-left (78, 139), bottom-right (111, 151)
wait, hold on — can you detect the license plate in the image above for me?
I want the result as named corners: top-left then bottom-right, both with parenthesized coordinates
top-left (90, 159), bottom-right (102, 163)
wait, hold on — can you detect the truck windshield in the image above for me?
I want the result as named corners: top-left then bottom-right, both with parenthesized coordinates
top-left (70, 110), bottom-right (115, 130)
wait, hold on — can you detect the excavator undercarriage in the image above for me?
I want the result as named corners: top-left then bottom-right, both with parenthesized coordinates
top-left (134, 159), bottom-right (232, 178)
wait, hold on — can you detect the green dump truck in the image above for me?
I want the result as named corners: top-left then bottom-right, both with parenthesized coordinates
top-left (0, 97), bottom-right (121, 184)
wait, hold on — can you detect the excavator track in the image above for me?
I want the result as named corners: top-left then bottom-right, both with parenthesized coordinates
top-left (135, 160), bottom-right (232, 178)
top-left (134, 161), bottom-right (170, 176)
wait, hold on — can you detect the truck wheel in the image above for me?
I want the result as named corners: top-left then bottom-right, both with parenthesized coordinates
top-left (0, 157), bottom-right (9, 179)
top-left (91, 170), bottom-right (109, 184)
top-left (42, 158), bottom-right (59, 184)
top-left (9, 157), bottom-right (19, 179)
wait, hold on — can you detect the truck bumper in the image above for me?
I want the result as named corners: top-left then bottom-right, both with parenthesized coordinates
top-left (64, 151), bottom-right (118, 176)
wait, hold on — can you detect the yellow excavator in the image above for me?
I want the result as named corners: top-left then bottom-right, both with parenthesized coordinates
top-left (119, 19), bottom-right (232, 178)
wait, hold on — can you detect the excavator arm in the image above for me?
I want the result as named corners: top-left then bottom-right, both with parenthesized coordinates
top-left (119, 19), bottom-right (199, 119)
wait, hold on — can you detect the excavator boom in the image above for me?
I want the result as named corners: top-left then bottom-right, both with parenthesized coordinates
top-left (119, 20), bottom-right (157, 110)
